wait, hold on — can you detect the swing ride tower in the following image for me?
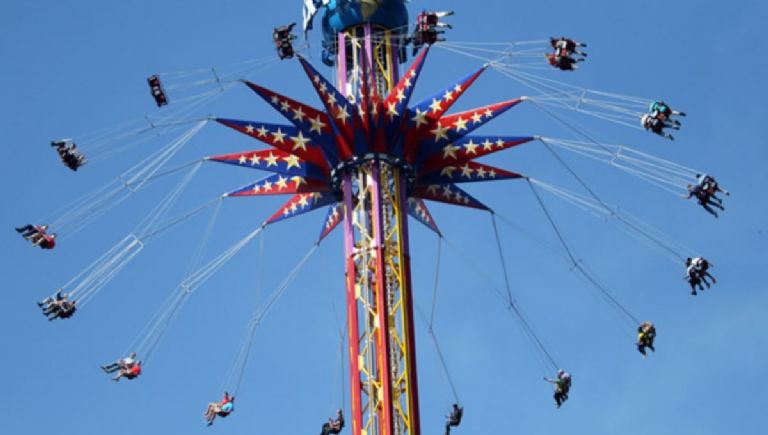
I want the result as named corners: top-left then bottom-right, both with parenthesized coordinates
top-left (334, 24), bottom-right (421, 435)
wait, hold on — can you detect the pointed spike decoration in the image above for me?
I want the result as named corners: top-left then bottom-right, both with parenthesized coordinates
top-left (266, 192), bottom-right (337, 225)
top-left (215, 118), bottom-right (329, 169)
top-left (413, 184), bottom-right (490, 210)
top-left (225, 173), bottom-right (329, 197)
top-left (242, 81), bottom-right (340, 166)
top-left (418, 161), bottom-right (524, 185)
top-left (319, 203), bottom-right (345, 241)
top-left (207, 149), bottom-right (328, 180)
top-left (412, 65), bottom-right (489, 120)
top-left (407, 198), bottom-right (441, 236)
top-left (419, 136), bottom-right (535, 174)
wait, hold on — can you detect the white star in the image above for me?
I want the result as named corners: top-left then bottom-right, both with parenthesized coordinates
top-left (292, 106), bottom-right (306, 122)
top-left (297, 194), bottom-right (309, 207)
top-left (265, 153), bottom-right (279, 167)
top-left (395, 89), bottom-right (406, 103)
top-left (488, 169), bottom-right (497, 178)
top-left (252, 184), bottom-right (261, 193)
top-left (313, 75), bottom-right (321, 84)
top-left (257, 126), bottom-right (268, 137)
top-left (454, 84), bottom-right (463, 93)
top-left (443, 90), bottom-right (454, 102)
top-left (290, 132), bottom-right (310, 151)
top-left (309, 116), bottom-right (327, 134)
top-left (484, 108), bottom-right (494, 118)
top-left (440, 166), bottom-right (457, 177)
top-left (441, 185), bottom-right (453, 198)
top-left (404, 77), bottom-right (413, 88)
top-left (291, 176), bottom-right (306, 187)
top-left (482, 139), bottom-right (494, 150)
top-left (289, 202), bottom-right (298, 213)
top-left (476, 167), bottom-right (487, 178)
top-left (412, 109), bottom-right (428, 128)
top-left (238, 155), bottom-right (247, 165)
top-left (430, 98), bottom-right (443, 114)
top-left (280, 100), bottom-right (291, 112)
top-left (271, 128), bottom-right (286, 143)
top-left (426, 185), bottom-right (439, 195)
top-left (471, 112), bottom-right (483, 124)
top-left (283, 207), bottom-right (291, 216)
top-left (318, 82), bottom-right (328, 94)
top-left (336, 105), bottom-right (350, 124)
top-left (249, 154), bottom-right (261, 166)
top-left (245, 124), bottom-right (255, 134)
top-left (326, 93), bottom-right (337, 106)
top-left (464, 140), bottom-right (479, 155)
top-left (442, 144), bottom-right (460, 159)
top-left (431, 124), bottom-right (450, 142)
top-left (453, 117), bottom-right (468, 132)
top-left (270, 95), bottom-right (279, 104)
top-left (496, 139), bottom-right (506, 148)
top-left (262, 180), bottom-right (273, 191)
top-left (283, 155), bottom-right (301, 169)
top-left (275, 176), bottom-right (288, 189)
top-left (460, 164), bottom-right (474, 178)
top-left (386, 102), bottom-right (399, 120)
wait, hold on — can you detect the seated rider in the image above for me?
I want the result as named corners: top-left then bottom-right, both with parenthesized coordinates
top-left (682, 184), bottom-right (724, 218)
top-left (205, 392), bottom-right (235, 426)
top-left (444, 403), bottom-right (463, 435)
top-left (637, 321), bottom-right (656, 357)
top-left (649, 100), bottom-right (685, 123)
top-left (273, 23), bottom-right (297, 60)
top-left (101, 352), bottom-right (138, 374)
top-left (696, 174), bottom-right (729, 204)
top-left (321, 409), bottom-right (344, 435)
top-left (39, 291), bottom-right (76, 321)
top-left (685, 261), bottom-right (705, 296)
top-left (16, 224), bottom-right (48, 239)
top-left (545, 53), bottom-right (582, 71)
top-left (51, 139), bottom-right (86, 170)
top-left (30, 232), bottom-right (57, 250)
top-left (550, 36), bottom-right (587, 58)
top-left (544, 369), bottom-right (572, 408)
top-left (113, 361), bottom-right (142, 382)
top-left (687, 257), bottom-right (716, 288)
top-left (641, 114), bottom-right (679, 140)
top-left (411, 11), bottom-right (453, 55)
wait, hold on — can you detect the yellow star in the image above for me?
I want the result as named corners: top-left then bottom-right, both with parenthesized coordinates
top-left (395, 89), bottom-right (406, 103)
top-left (249, 154), bottom-right (261, 166)
top-left (440, 166), bottom-right (457, 177)
top-left (262, 180), bottom-right (273, 191)
top-left (257, 126), bottom-right (268, 137)
top-left (482, 139), bottom-right (494, 150)
top-left (426, 185), bottom-right (439, 195)
top-left (430, 98), bottom-right (443, 114)
top-left (431, 124), bottom-right (450, 142)
top-left (271, 128), bottom-right (286, 143)
top-left (297, 194), bottom-right (310, 207)
top-left (412, 109), bottom-right (428, 128)
top-left (291, 176), bottom-right (306, 187)
top-left (453, 116), bottom-right (468, 132)
top-left (292, 106), bottom-right (306, 122)
top-left (441, 185), bottom-right (453, 198)
top-left (454, 84), bottom-right (463, 93)
top-left (460, 164), bottom-right (474, 178)
top-left (484, 108), bottom-right (494, 118)
top-left (275, 176), bottom-right (288, 189)
top-left (443, 90), bottom-right (454, 102)
top-left (336, 105), bottom-right (350, 124)
top-left (245, 124), bottom-right (255, 134)
top-left (238, 155), bottom-right (247, 164)
top-left (496, 139), bottom-right (506, 148)
top-left (442, 144), bottom-right (460, 159)
top-left (289, 202), bottom-right (299, 213)
top-left (318, 82), bottom-right (328, 94)
top-left (283, 207), bottom-right (291, 216)
top-left (265, 153), bottom-right (279, 167)
top-left (252, 184), bottom-right (261, 193)
top-left (280, 100), bottom-right (291, 112)
top-left (326, 93), bottom-right (337, 106)
top-left (313, 75), bottom-right (321, 84)
top-left (283, 154), bottom-right (301, 169)
top-left (386, 102), bottom-right (399, 120)
top-left (476, 167), bottom-right (487, 178)
top-left (464, 140), bottom-right (479, 155)
top-left (290, 131), bottom-right (310, 151)
top-left (471, 112), bottom-right (483, 123)
top-left (403, 77), bottom-right (412, 88)
top-left (309, 116), bottom-right (327, 134)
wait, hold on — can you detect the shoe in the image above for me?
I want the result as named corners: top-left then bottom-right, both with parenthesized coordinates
top-left (691, 291), bottom-right (697, 296)
top-left (679, 112), bottom-right (687, 116)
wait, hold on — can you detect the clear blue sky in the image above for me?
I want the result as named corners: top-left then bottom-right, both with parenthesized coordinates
top-left (1, 1), bottom-right (766, 434)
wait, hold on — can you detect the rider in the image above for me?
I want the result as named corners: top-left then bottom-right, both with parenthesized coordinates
top-left (683, 184), bottom-right (724, 218)
top-left (113, 360), bottom-right (142, 382)
top-left (321, 409), bottom-right (344, 435)
top-left (649, 100), bottom-right (686, 124)
top-left (445, 403), bottom-right (463, 435)
top-left (689, 257), bottom-right (716, 287)
top-left (51, 139), bottom-right (86, 170)
top-left (273, 23), bottom-right (297, 60)
top-left (30, 232), bottom-right (57, 249)
top-left (696, 174), bottom-right (729, 204)
top-left (16, 224), bottom-right (48, 239)
top-left (544, 369), bottom-right (572, 408)
top-left (101, 352), bottom-right (138, 374)
top-left (685, 261), bottom-right (705, 296)
top-left (545, 53), bottom-right (582, 71)
top-left (637, 321), bottom-right (656, 357)
top-left (204, 391), bottom-right (235, 426)
top-left (40, 291), bottom-right (76, 320)
top-left (641, 113), bottom-right (679, 140)
top-left (550, 36), bottom-right (587, 58)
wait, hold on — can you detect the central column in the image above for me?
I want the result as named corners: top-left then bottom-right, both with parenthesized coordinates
top-left (338, 24), bottom-right (421, 435)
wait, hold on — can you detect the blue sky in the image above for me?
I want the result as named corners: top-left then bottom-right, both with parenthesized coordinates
top-left (1, 1), bottom-right (766, 434)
